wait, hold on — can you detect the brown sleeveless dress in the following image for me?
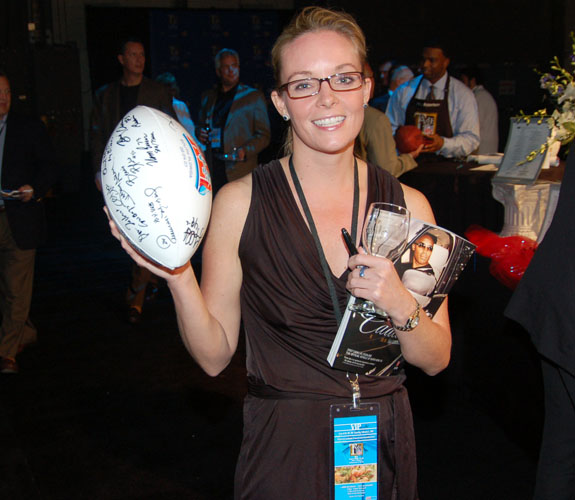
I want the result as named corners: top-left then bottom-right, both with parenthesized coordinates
top-left (235, 160), bottom-right (418, 499)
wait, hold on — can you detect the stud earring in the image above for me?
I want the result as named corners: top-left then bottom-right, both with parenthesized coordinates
top-left (283, 115), bottom-right (290, 121)
top-left (363, 103), bottom-right (368, 109)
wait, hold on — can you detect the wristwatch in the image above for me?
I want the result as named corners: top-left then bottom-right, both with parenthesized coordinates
top-left (391, 303), bottom-right (421, 332)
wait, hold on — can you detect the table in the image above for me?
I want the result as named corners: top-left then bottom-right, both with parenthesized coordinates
top-left (399, 159), bottom-right (503, 236)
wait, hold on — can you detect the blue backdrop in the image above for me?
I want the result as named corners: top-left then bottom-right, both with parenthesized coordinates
top-left (149, 9), bottom-right (283, 124)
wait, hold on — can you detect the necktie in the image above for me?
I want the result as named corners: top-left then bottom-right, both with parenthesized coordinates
top-left (427, 85), bottom-right (436, 100)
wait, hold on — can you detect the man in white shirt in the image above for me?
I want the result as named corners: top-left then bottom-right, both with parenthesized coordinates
top-left (390, 66), bottom-right (414, 93)
top-left (460, 66), bottom-right (499, 154)
top-left (386, 41), bottom-right (480, 159)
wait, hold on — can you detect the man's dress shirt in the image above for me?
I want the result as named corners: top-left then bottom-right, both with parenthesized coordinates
top-left (473, 85), bottom-right (499, 154)
top-left (386, 73), bottom-right (480, 158)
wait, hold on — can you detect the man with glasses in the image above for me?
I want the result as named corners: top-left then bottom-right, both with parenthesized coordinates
top-left (396, 233), bottom-right (438, 306)
top-left (197, 48), bottom-right (270, 193)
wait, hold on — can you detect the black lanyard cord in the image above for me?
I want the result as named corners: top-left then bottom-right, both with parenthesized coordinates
top-left (288, 155), bottom-right (360, 324)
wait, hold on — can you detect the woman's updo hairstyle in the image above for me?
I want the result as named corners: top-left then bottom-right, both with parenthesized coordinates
top-left (271, 6), bottom-right (367, 88)
top-left (271, 7), bottom-right (368, 155)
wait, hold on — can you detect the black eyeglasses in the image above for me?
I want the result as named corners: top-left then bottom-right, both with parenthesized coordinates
top-left (278, 72), bottom-right (364, 99)
top-left (415, 242), bottom-right (434, 251)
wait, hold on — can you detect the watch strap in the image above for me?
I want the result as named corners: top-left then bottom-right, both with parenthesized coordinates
top-left (391, 302), bottom-right (421, 332)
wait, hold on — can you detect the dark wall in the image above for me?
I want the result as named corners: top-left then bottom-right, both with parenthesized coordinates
top-left (336, 0), bottom-right (567, 67)
top-left (0, 1), bottom-right (35, 116)
top-left (0, 0), bottom-right (29, 49)
top-left (148, 9), bottom-right (287, 114)
top-left (0, 0), bottom-right (84, 193)
top-left (86, 7), bottom-right (152, 92)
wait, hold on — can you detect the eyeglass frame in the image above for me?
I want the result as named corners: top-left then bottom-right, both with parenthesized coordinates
top-left (414, 242), bottom-right (434, 252)
top-left (277, 71), bottom-right (365, 99)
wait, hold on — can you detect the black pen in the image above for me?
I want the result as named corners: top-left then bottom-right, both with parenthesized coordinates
top-left (341, 228), bottom-right (358, 256)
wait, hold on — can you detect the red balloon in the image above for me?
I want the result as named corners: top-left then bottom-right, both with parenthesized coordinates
top-left (394, 125), bottom-right (424, 154)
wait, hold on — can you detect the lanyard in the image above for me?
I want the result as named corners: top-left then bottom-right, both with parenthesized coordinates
top-left (288, 155), bottom-right (360, 324)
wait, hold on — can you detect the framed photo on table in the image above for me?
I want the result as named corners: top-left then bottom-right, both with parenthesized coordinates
top-left (493, 118), bottom-right (553, 184)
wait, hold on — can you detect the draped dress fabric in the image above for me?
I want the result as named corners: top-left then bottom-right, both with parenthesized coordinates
top-left (235, 160), bottom-right (418, 499)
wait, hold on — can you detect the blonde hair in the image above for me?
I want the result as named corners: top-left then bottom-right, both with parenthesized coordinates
top-left (271, 6), bottom-right (367, 87)
top-left (271, 6), bottom-right (367, 155)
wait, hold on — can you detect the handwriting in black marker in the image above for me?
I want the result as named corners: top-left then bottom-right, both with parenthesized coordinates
top-left (116, 133), bottom-right (131, 147)
top-left (117, 119), bottom-right (129, 133)
top-left (130, 115), bottom-right (142, 128)
top-left (157, 235), bottom-right (172, 249)
top-left (115, 208), bottom-right (136, 230)
top-left (144, 150), bottom-right (159, 166)
top-left (105, 183), bottom-right (148, 228)
top-left (136, 132), bottom-right (160, 153)
top-left (144, 187), bottom-right (176, 243)
top-left (136, 228), bottom-right (150, 243)
top-left (183, 217), bottom-right (203, 248)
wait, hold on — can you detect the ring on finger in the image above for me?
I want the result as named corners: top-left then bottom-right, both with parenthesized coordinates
top-left (359, 266), bottom-right (366, 278)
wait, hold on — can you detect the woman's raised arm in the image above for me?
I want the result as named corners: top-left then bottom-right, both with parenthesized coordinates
top-left (107, 176), bottom-right (251, 376)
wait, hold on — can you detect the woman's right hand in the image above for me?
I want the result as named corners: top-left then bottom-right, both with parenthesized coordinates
top-left (104, 206), bottom-right (192, 282)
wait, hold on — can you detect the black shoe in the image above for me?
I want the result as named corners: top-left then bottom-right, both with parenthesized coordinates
top-left (127, 307), bottom-right (142, 324)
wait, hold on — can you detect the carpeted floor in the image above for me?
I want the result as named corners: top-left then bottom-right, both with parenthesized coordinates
top-left (0, 187), bottom-right (543, 499)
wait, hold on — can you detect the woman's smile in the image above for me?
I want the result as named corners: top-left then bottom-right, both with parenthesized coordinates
top-left (312, 115), bottom-right (346, 128)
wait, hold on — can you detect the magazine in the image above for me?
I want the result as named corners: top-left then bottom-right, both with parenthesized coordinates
top-left (327, 219), bottom-right (476, 377)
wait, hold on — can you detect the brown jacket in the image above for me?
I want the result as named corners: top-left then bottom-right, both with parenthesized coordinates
top-left (356, 106), bottom-right (417, 178)
top-left (198, 83), bottom-right (270, 181)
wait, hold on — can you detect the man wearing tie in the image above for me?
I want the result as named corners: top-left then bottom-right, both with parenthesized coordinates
top-left (386, 41), bottom-right (479, 159)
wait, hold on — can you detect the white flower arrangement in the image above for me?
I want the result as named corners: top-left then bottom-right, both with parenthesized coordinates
top-left (517, 32), bottom-right (575, 164)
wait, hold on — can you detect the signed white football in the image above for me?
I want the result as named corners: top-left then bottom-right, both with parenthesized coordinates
top-left (101, 106), bottom-right (212, 269)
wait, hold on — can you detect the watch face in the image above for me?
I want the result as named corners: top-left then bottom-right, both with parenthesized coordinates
top-left (410, 307), bottom-right (421, 330)
top-left (395, 304), bottom-right (420, 331)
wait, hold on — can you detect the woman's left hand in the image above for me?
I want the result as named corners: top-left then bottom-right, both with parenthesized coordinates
top-left (346, 248), bottom-right (415, 322)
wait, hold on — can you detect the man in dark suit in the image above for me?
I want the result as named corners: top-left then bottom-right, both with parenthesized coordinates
top-left (506, 146), bottom-right (575, 498)
top-left (91, 37), bottom-right (175, 324)
top-left (91, 37), bottom-right (175, 190)
top-left (0, 70), bottom-right (59, 374)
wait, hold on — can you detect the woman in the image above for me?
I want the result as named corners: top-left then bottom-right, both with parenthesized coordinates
top-left (108, 7), bottom-right (451, 499)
